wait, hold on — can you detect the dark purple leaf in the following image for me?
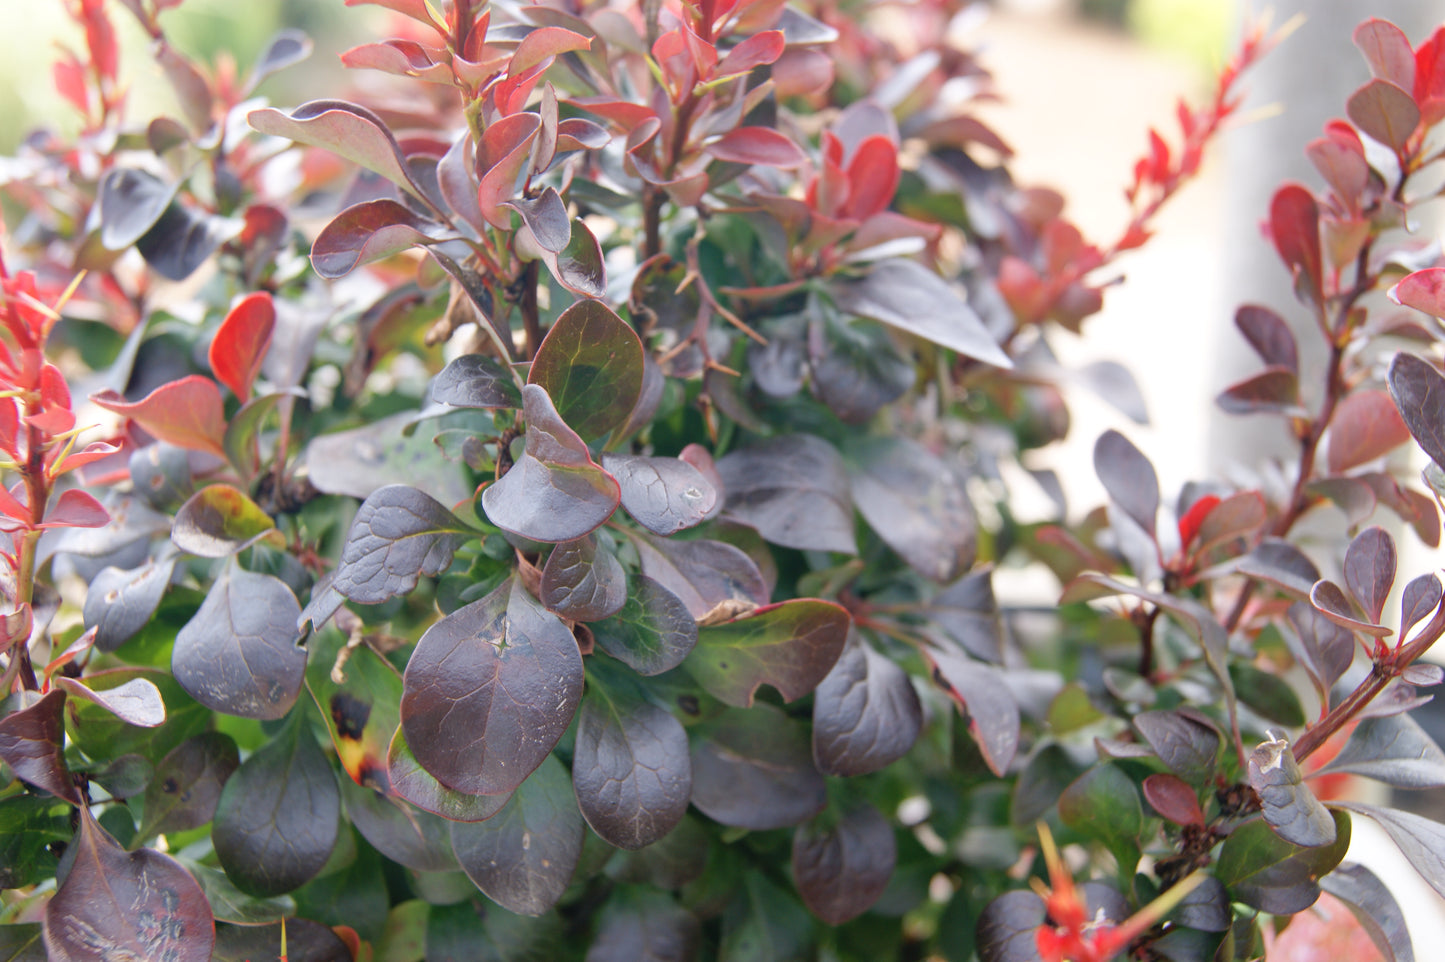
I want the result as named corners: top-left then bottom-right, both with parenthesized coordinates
top-left (386, 727), bottom-right (510, 822)
top-left (481, 385), bottom-right (621, 543)
top-left (311, 199), bottom-right (442, 278)
top-left (137, 732), bottom-right (239, 839)
top-left (333, 484), bottom-right (471, 604)
top-left (573, 688), bottom-right (691, 850)
top-left (543, 218), bottom-right (607, 298)
top-left (430, 354), bottom-right (522, 409)
top-left (1347, 79), bottom-right (1421, 152)
top-left (339, 775), bottom-right (457, 872)
top-left (172, 566), bottom-right (306, 720)
top-left (527, 300), bottom-right (643, 443)
top-left (716, 434), bottom-right (855, 554)
top-left (54, 676), bottom-right (164, 728)
top-left (248, 99), bottom-right (422, 198)
top-left (507, 187), bottom-right (571, 252)
top-left (1249, 737), bottom-right (1337, 847)
top-left (249, 28), bottom-right (313, 89)
top-left (541, 534), bottom-right (627, 621)
top-left (1345, 526), bottom-right (1397, 624)
top-left (211, 918), bottom-right (350, 962)
top-left (1358, 679), bottom-right (1434, 719)
top-left (589, 574), bottom-right (698, 676)
top-left (1216, 366), bottom-right (1305, 417)
top-left (306, 413), bottom-right (470, 504)
top-left (1058, 764), bottom-right (1143, 869)
top-left (171, 484), bottom-right (279, 558)
top-left (1286, 601), bottom-right (1356, 698)
top-left (450, 754), bottom-right (583, 916)
top-left (1401, 573), bottom-right (1442, 638)
top-left (1193, 491), bottom-right (1267, 554)
top-left (1322, 862), bottom-right (1416, 962)
top-left (585, 888), bottom-right (700, 962)
top-left (811, 314), bottom-right (914, 423)
top-left (1328, 390), bottom-right (1412, 473)
top-left (927, 647), bottom-right (1019, 776)
top-left (437, 131), bottom-right (484, 232)
top-left (1093, 429), bottom-right (1159, 538)
top-left (400, 579), bottom-right (583, 796)
top-left (1235, 304), bottom-right (1298, 373)
top-left (1142, 773), bottom-right (1204, 826)
top-left (1216, 811), bottom-right (1351, 913)
top-left (705, 126), bottom-right (808, 167)
top-left (1355, 19), bottom-right (1416, 89)
top-left (632, 535), bottom-right (769, 622)
top-left (1320, 713), bottom-right (1445, 788)
top-left (84, 558), bottom-right (175, 652)
top-left (1238, 538), bottom-right (1322, 598)
top-left (1388, 353), bottom-right (1445, 470)
top-left (833, 258), bottom-right (1012, 368)
top-left (135, 203), bottom-right (236, 282)
top-left (98, 167), bottom-right (176, 250)
top-left (1337, 804), bottom-right (1445, 900)
top-left (603, 453), bottom-right (718, 536)
top-left (976, 890), bottom-right (1046, 962)
top-left (212, 712), bottom-right (339, 896)
top-left (689, 705), bottom-right (826, 830)
top-left (155, 42), bottom-right (213, 131)
top-left (792, 803), bottom-right (896, 925)
top-left (847, 436), bottom-right (975, 582)
top-left (687, 599), bottom-right (850, 708)
top-left (929, 566), bottom-right (1003, 662)
top-left (0, 690), bottom-right (80, 803)
top-left (1133, 710), bottom-right (1220, 782)
top-left (1311, 578), bottom-right (1391, 637)
top-left (812, 633), bottom-right (922, 776)
top-left (44, 807), bottom-right (213, 961)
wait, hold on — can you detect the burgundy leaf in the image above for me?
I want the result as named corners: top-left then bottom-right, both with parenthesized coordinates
top-left (44, 807), bottom-right (213, 960)
top-left (339, 776), bottom-right (457, 872)
top-left (1093, 429), bottom-right (1159, 538)
top-left (1269, 184), bottom-right (1322, 303)
top-left (632, 534), bottom-right (769, 622)
top-left (1389, 352), bottom-right (1445, 471)
top-left (171, 484), bottom-right (278, 558)
top-left (716, 434), bottom-right (856, 554)
top-left (1142, 773), bottom-right (1204, 827)
top-left (792, 803), bottom-right (896, 924)
top-left (1400, 572), bottom-right (1443, 638)
top-left (1322, 713), bottom-right (1445, 789)
top-left (603, 453), bottom-right (718, 536)
top-left (1193, 490), bottom-right (1267, 556)
top-left (480, 384), bottom-right (621, 543)
top-left (1311, 578), bottom-right (1391, 637)
top-left (477, 113), bottom-right (541, 229)
top-left (1328, 389), bottom-right (1411, 473)
top-left (1286, 601), bottom-right (1355, 697)
top-left (311, 199), bottom-right (441, 278)
top-left (98, 167), bottom-right (176, 251)
top-left (42, 489), bottom-right (109, 529)
top-left (138, 732), bottom-right (240, 839)
top-left (542, 217), bottom-right (607, 298)
top-left (573, 689), bottom-right (691, 850)
top-left (208, 292), bottom-right (275, 403)
top-left (332, 484), bottom-right (471, 604)
top-left (1215, 366), bottom-right (1305, 417)
top-left (430, 354), bottom-right (522, 409)
top-left (689, 705), bottom-right (825, 830)
top-left (249, 28), bottom-right (313, 90)
top-left (437, 131), bottom-right (484, 231)
top-left (85, 558), bottom-right (175, 652)
top-left (248, 99), bottom-right (422, 198)
top-left (540, 534), bottom-right (627, 621)
top-left (927, 647), bottom-right (1020, 776)
top-left (705, 126), bottom-right (808, 168)
top-left (400, 579), bottom-right (583, 796)
top-left (812, 633), bottom-right (922, 776)
top-left (1347, 79), bottom-right (1420, 153)
top-left (386, 728), bottom-right (509, 823)
top-left (0, 690), bottom-right (80, 803)
top-left (1134, 709), bottom-right (1220, 781)
top-left (847, 436), bottom-right (975, 583)
top-left (1238, 538), bottom-right (1322, 598)
top-left (1391, 268), bottom-right (1445, 319)
top-left (1344, 525), bottom-right (1397, 624)
top-left (716, 30), bottom-right (785, 77)
top-left (506, 186), bottom-right (571, 252)
top-left (1355, 19), bottom-right (1416, 89)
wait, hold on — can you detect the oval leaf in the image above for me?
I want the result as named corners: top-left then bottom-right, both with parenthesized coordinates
top-left (1249, 736), bottom-right (1337, 848)
top-left (209, 292), bottom-right (275, 403)
top-left (431, 354), bottom-right (522, 409)
top-left (540, 534), bottom-right (627, 621)
top-left (92, 376), bottom-right (227, 459)
top-left (528, 300), bottom-right (644, 443)
top-left (689, 705), bottom-right (825, 830)
top-left (0, 690), bottom-right (80, 803)
top-left (716, 434), bottom-right (856, 554)
top-left (138, 732), bottom-right (240, 839)
top-left (705, 126), bottom-right (808, 168)
top-left (1344, 526), bottom-right (1397, 624)
top-left (792, 803), bottom-right (896, 925)
top-left (84, 558), bottom-right (175, 652)
top-left (589, 574), bottom-right (698, 676)
top-left (1347, 79), bottom-right (1420, 152)
top-left (1093, 429), bottom-right (1159, 538)
top-left (603, 453), bottom-right (718, 536)
top-left (386, 727), bottom-right (510, 822)
top-left (687, 599), bottom-right (850, 707)
top-left (248, 99), bottom-right (422, 198)
top-left (333, 484), bottom-right (471, 604)
top-left (1328, 390), bottom-right (1411, 473)
top-left (54, 676), bottom-right (164, 729)
top-left (812, 632), bottom-right (922, 777)
top-left (171, 484), bottom-right (278, 558)
top-left (927, 647), bottom-right (1020, 777)
top-left (311, 198), bottom-right (442, 278)
top-left (1388, 352), bottom-right (1445, 470)
top-left (848, 436), bottom-right (975, 583)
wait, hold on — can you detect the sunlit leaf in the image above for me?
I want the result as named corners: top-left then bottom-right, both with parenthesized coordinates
top-left (248, 99), bottom-right (423, 198)
top-left (92, 376), bottom-right (227, 459)
top-left (209, 291), bottom-right (275, 403)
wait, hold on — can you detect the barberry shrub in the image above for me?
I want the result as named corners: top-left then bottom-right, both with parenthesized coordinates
top-left (3, 1), bottom-right (1445, 960)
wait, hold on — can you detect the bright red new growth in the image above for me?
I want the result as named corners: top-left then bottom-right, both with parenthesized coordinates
top-left (1177, 494), bottom-right (1221, 550)
top-left (209, 291), bottom-right (276, 402)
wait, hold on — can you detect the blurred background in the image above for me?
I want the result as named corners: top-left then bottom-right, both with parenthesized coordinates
top-left (6, 0), bottom-right (1445, 955)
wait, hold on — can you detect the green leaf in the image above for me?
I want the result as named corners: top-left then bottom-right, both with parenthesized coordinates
top-left (527, 299), bottom-right (644, 442)
top-left (1058, 763), bottom-right (1143, 877)
top-left (1228, 663), bottom-right (1306, 726)
top-left (687, 600), bottom-right (850, 707)
top-left (306, 628), bottom-right (402, 790)
top-left (1215, 810), bottom-right (1351, 913)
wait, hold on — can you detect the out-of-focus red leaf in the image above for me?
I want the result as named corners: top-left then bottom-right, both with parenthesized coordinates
top-left (844, 135), bottom-right (900, 220)
top-left (716, 30), bottom-right (785, 77)
top-left (344, 0), bottom-right (442, 29)
top-left (92, 376), bottom-right (227, 459)
top-left (1328, 390), bottom-right (1411, 473)
top-left (209, 292), bottom-right (276, 403)
top-left (705, 126), bottom-right (808, 169)
top-left (53, 440), bottom-right (122, 476)
top-left (248, 99), bottom-right (423, 200)
top-left (341, 40), bottom-right (452, 83)
top-left (1177, 494), bottom-right (1220, 550)
top-left (53, 53), bottom-right (90, 115)
top-left (507, 26), bottom-right (591, 78)
top-left (1306, 135), bottom-right (1369, 208)
top-left (41, 489), bottom-right (110, 529)
top-left (1346, 79), bottom-right (1420, 153)
top-left (1390, 267), bottom-right (1445, 318)
top-left (1414, 27), bottom-right (1445, 126)
top-left (1354, 19), bottom-right (1416, 91)
top-left (1269, 184), bottom-right (1322, 303)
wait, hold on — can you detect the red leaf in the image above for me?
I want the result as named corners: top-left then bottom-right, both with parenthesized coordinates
top-left (716, 30), bottom-right (785, 78)
top-left (53, 53), bottom-right (90, 115)
top-left (1269, 184), bottom-right (1322, 303)
top-left (208, 292), bottom-right (275, 403)
top-left (53, 439), bottom-right (122, 476)
top-left (92, 376), bottom-right (227, 459)
top-left (507, 26), bottom-right (591, 78)
top-left (1414, 26), bottom-right (1445, 126)
top-left (844, 135), bottom-right (901, 221)
top-left (1390, 267), bottom-right (1445, 318)
top-left (705, 126), bottom-right (808, 169)
top-left (1143, 773), bottom-right (1204, 826)
top-left (41, 489), bottom-right (110, 529)
top-left (477, 113), bottom-right (542, 228)
top-left (1327, 389), bottom-right (1411, 473)
top-left (1177, 494), bottom-right (1220, 550)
